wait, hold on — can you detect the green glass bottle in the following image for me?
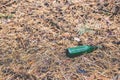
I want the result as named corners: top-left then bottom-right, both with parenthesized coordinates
top-left (66, 45), bottom-right (98, 58)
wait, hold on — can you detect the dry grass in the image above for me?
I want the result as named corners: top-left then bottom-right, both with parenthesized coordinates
top-left (0, 0), bottom-right (120, 80)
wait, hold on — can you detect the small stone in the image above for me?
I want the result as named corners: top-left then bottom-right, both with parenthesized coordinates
top-left (77, 68), bottom-right (87, 74)
top-left (74, 37), bottom-right (80, 42)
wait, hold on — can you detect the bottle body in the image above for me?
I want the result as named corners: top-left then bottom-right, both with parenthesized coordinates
top-left (66, 45), bottom-right (97, 58)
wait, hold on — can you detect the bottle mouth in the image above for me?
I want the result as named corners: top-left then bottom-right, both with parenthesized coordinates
top-left (94, 46), bottom-right (98, 50)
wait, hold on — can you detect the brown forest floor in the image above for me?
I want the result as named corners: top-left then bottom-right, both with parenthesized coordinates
top-left (0, 0), bottom-right (120, 80)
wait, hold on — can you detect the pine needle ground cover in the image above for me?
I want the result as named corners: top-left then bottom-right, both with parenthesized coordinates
top-left (0, 0), bottom-right (120, 80)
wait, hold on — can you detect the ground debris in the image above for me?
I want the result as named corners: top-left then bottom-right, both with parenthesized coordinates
top-left (0, 0), bottom-right (119, 80)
